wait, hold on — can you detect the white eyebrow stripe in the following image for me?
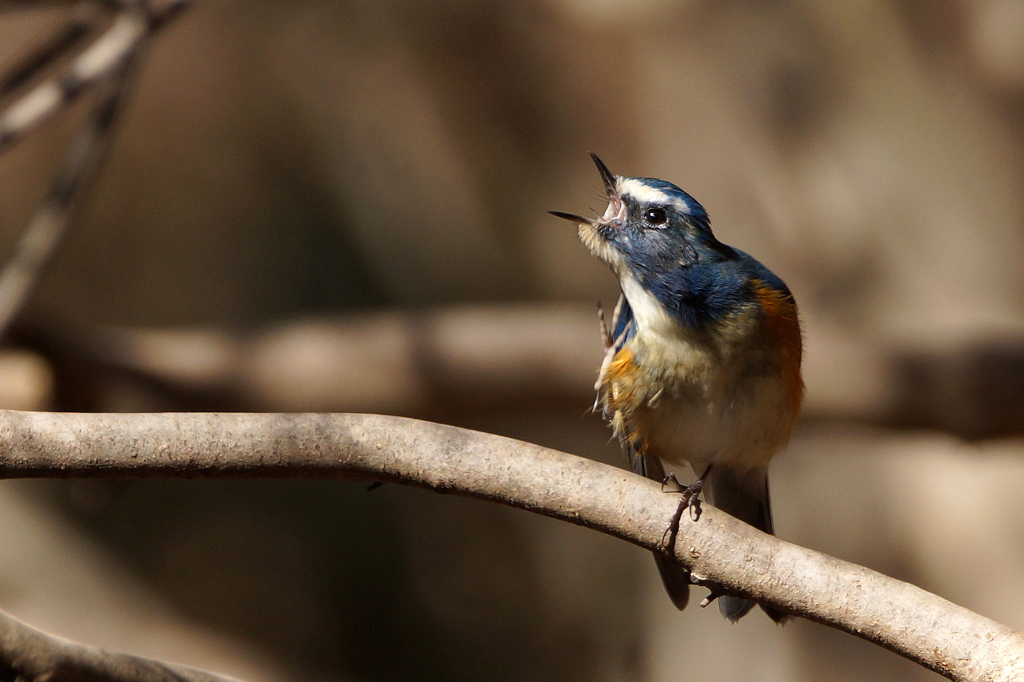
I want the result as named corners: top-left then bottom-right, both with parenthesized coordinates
top-left (617, 178), bottom-right (691, 214)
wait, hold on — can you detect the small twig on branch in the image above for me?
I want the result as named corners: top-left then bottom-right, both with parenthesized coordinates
top-left (0, 410), bottom-right (1021, 682)
top-left (0, 607), bottom-right (241, 682)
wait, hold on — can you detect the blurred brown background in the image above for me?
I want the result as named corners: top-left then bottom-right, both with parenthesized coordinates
top-left (2, 0), bottom-right (1024, 680)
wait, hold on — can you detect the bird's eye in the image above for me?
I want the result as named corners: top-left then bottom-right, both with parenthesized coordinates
top-left (644, 207), bottom-right (668, 226)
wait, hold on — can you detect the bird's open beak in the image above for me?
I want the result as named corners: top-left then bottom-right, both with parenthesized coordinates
top-left (549, 153), bottom-right (622, 226)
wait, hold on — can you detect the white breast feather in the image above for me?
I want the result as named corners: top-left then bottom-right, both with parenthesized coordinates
top-left (619, 278), bottom-right (792, 474)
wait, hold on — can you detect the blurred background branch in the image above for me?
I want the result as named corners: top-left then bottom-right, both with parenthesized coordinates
top-left (0, 606), bottom-right (239, 682)
top-left (0, 5), bottom-right (145, 153)
top-left (0, 0), bottom-right (188, 339)
top-left (8, 309), bottom-right (1024, 442)
top-left (0, 70), bottom-right (133, 339)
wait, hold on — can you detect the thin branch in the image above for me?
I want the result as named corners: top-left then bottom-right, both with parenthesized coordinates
top-left (0, 607), bottom-right (242, 682)
top-left (0, 0), bottom-right (191, 339)
top-left (0, 8), bottom-right (147, 152)
top-left (0, 3), bottom-right (96, 101)
top-left (0, 410), bottom-right (1021, 682)
top-left (148, 0), bottom-right (188, 29)
top-left (0, 0), bottom-right (190, 152)
top-left (0, 66), bottom-right (133, 339)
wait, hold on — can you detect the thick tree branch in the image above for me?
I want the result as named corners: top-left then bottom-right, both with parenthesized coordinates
top-left (0, 410), bottom-right (1021, 681)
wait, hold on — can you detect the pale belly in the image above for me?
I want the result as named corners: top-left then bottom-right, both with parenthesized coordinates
top-left (607, 321), bottom-right (800, 475)
top-left (637, 369), bottom-right (797, 474)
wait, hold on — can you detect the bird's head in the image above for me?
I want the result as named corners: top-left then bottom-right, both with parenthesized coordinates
top-left (550, 154), bottom-right (732, 280)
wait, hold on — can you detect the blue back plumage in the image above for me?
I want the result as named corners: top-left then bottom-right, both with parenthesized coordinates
top-left (630, 245), bottom-right (792, 329)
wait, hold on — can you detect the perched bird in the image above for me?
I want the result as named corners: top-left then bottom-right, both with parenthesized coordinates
top-left (551, 154), bottom-right (803, 621)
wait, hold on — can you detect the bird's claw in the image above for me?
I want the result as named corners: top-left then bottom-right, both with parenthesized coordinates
top-left (665, 474), bottom-right (704, 521)
top-left (660, 474), bottom-right (705, 552)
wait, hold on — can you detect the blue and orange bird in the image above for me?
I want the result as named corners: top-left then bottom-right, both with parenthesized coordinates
top-left (551, 154), bottom-right (803, 622)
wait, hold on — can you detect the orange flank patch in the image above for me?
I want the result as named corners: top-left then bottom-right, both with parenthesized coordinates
top-left (604, 346), bottom-right (635, 386)
top-left (753, 281), bottom-right (805, 417)
top-left (601, 347), bottom-right (646, 450)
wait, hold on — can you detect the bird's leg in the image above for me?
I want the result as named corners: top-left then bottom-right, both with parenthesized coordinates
top-left (661, 464), bottom-right (713, 552)
top-left (663, 464), bottom-right (712, 519)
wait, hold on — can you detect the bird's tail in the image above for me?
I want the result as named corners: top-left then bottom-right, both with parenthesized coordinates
top-left (706, 467), bottom-right (787, 623)
top-left (653, 552), bottom-right (691, 610)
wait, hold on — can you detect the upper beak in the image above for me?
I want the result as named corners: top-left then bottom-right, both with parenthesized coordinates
top-left (549, 153), bottom-right (620, 226)
top-left (589, 153), bottom-right (618, 199)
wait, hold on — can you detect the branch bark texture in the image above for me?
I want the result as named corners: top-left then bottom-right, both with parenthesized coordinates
top-left (0, 410), bottom-right (1021, 682)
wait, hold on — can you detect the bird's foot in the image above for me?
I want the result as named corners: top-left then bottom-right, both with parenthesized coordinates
top-left (662, 473), bottom-right (704, 522)
top-left (660, 474), bottom-right (705, 553)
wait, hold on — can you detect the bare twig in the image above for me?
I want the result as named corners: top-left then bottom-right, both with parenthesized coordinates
top-left (0, 409), bottom-right (1021, 682)
top-left (0, 0), bottom-right (192, 338)
top-left (0, 607), bottom-right (241, 682)
top-left (0, 4), bottom-right (96, 101)
top-left (0, 66), bottom-right (133, 339)
top-left (0, 8), bottom-right (147, 152)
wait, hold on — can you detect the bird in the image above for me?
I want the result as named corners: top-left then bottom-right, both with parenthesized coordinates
top-left (550, 154), bottom-right (803, 622)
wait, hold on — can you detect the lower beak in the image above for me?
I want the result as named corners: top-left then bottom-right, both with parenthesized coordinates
top-left (548, 211), bottom-right (594, 225)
